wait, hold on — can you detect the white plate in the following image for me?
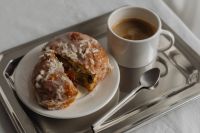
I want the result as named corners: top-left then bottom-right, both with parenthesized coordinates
top-left (14, 43), bottom-right (120, 119)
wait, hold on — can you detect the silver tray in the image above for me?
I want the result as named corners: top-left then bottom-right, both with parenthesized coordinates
top-left (1, 7), bottom-right (200, 133)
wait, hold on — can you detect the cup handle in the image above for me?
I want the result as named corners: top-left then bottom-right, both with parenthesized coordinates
top-left (158, 29), bottom-right (175, 52)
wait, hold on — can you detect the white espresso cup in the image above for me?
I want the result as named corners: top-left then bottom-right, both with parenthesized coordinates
top-left (107, 6), bottom-right (175, 68)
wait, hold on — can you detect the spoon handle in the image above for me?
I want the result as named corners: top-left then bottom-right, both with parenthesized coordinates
top-left (93, 85), bottom-right (143, 130)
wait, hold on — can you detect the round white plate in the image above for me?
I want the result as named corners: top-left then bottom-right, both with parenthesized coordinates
top-left (14, 43), bottom-right (120, 119)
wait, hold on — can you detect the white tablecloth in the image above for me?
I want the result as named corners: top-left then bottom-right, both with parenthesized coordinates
top-left (1, 0), bottom-right (200, 132)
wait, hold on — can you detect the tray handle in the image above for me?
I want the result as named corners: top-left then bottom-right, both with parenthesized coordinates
top-left (0, 86), bottom-right (25, 133)
top-left (168, 51), bottom-right (199, 84)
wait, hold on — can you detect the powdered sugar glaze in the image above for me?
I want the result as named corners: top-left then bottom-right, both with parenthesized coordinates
top-left (44, 32), bottom-right (112, 80)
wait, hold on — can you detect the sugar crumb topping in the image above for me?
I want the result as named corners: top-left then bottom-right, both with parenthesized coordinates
top-left (35, 82), bottom-right (41, 88)
top-left (57, 38), bottom-right (99, 61)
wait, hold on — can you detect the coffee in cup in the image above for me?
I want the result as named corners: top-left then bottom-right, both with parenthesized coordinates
top-left (112, 18), bottom-right (157, 40)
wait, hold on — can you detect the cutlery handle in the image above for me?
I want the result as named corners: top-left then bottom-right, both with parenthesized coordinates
top-left (93, 85), bottom-right (142, 132)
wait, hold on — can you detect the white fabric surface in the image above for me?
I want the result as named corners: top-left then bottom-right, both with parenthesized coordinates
top-left (0, 0), bottom-right (200, 133)
top-left (164, 0), bottom-right (200, 38)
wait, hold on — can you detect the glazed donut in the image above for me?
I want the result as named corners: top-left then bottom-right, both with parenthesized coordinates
top-left (32, 32), bottom-right (111, 110)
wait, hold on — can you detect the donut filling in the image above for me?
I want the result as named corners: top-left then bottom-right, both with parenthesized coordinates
top-left (56, 54), bottom-right (97, 91)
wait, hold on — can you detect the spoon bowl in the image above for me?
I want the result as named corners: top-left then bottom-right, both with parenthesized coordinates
top-left (140, 68), bottom-right (160, 89)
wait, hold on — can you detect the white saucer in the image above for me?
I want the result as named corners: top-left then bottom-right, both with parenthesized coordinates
top-left (14, 43), bottom-right (120, 119)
